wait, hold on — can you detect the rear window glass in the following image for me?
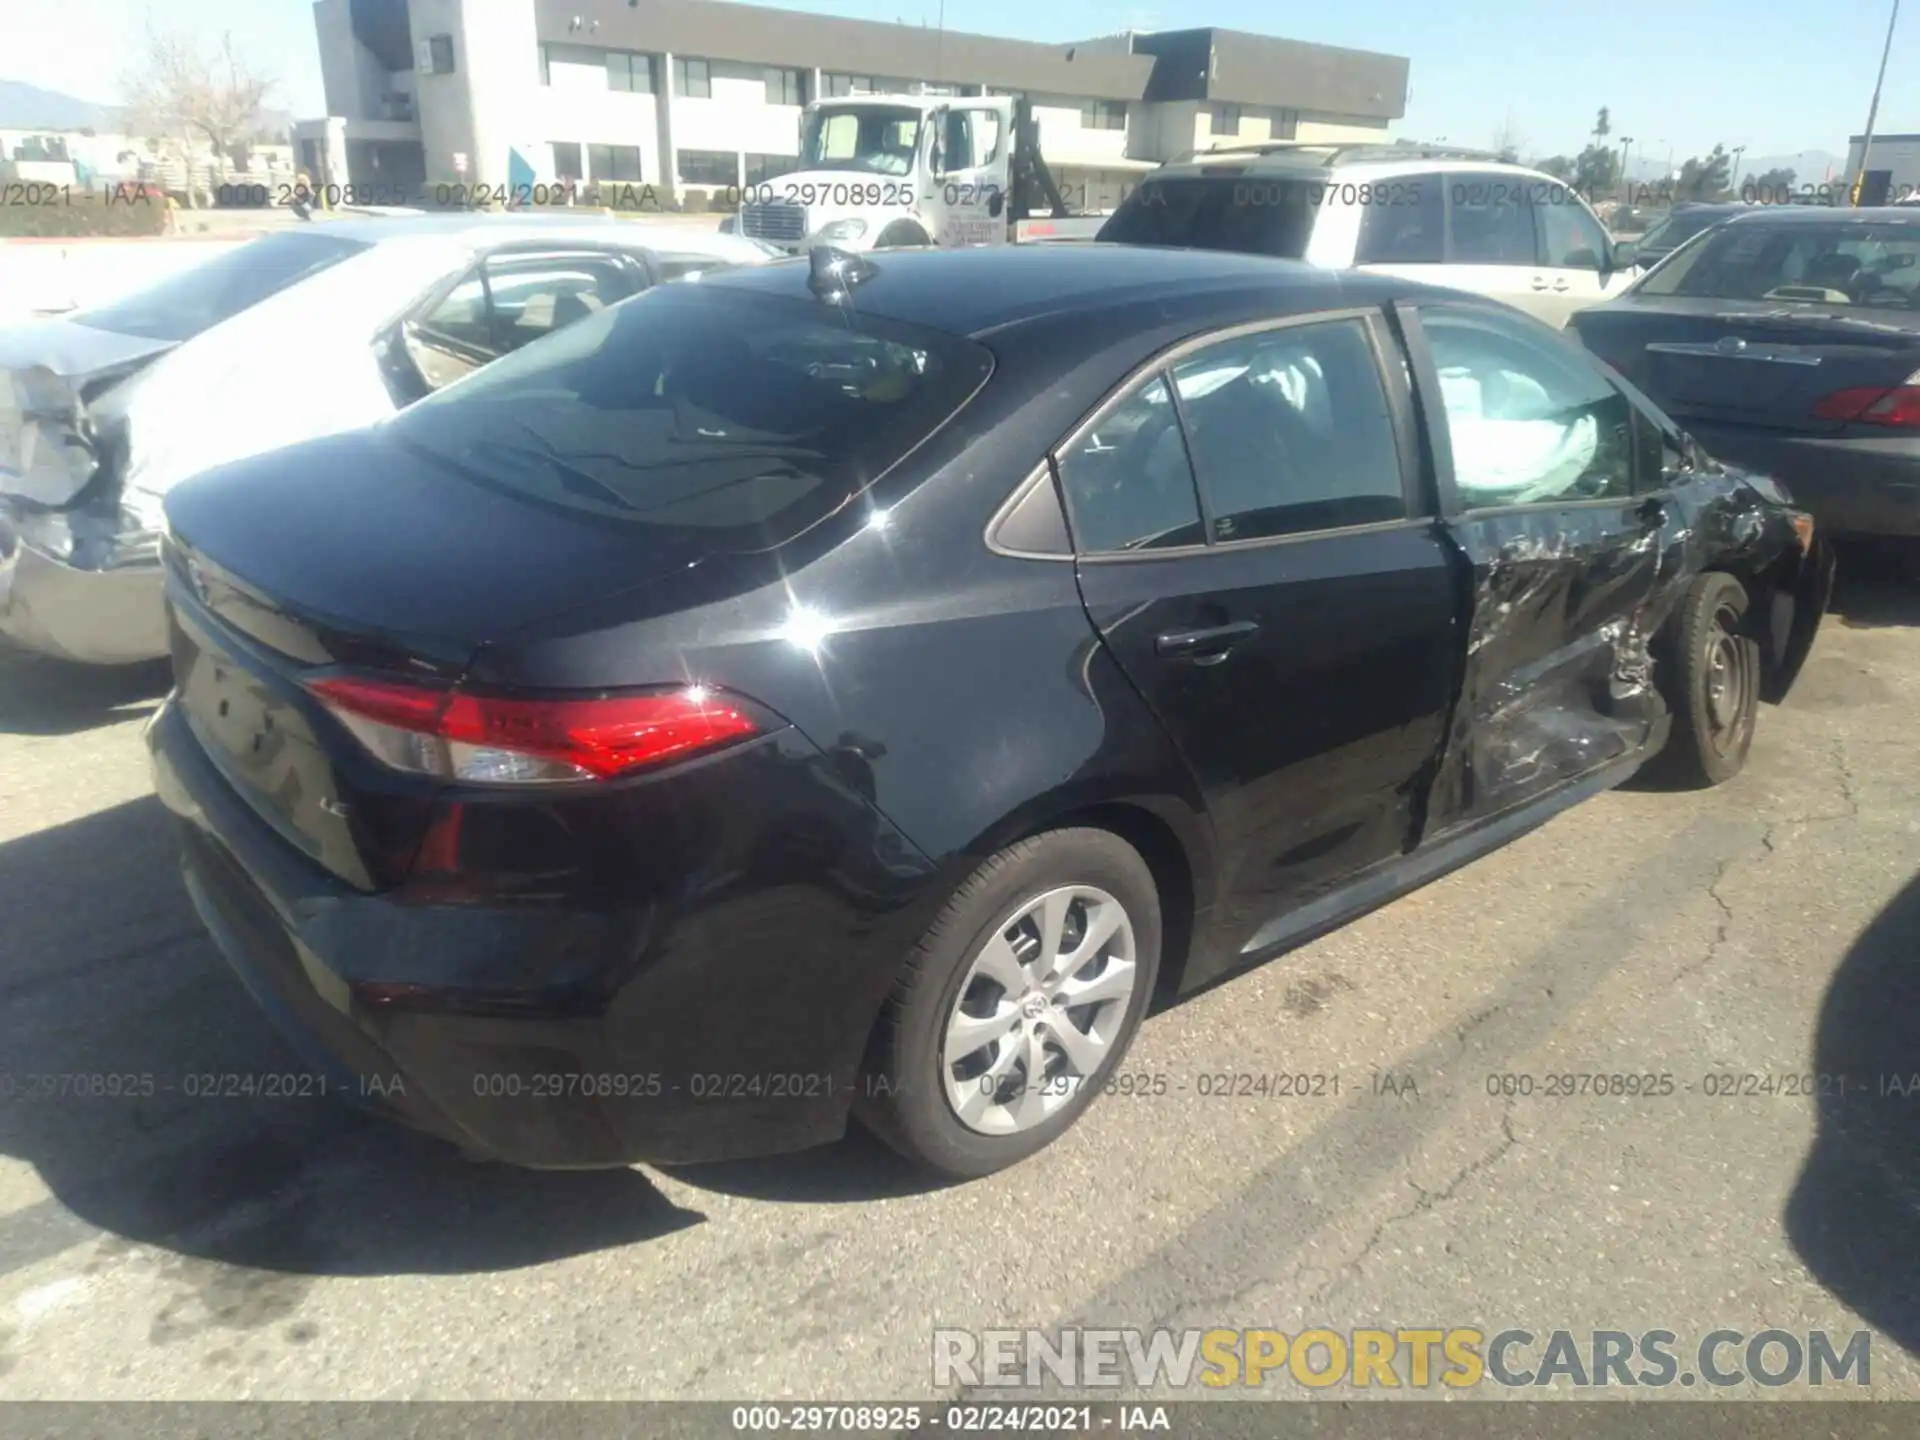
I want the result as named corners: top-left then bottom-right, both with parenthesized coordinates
top-left (389, 283), bottom-right (993, 546)
top-left (71, 231), bottom-right (370, 343)
top-left (1637, 209), bottom-right (1727, 254)
top-left (1637, 221), bottom-right (1920, 309)
top-left (1096, 177), bottom-right (1318, 258)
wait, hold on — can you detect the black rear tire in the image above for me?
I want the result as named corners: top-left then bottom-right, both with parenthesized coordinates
top-left (1652, 570), bottom-right (1759, 787)
top-left (856, 828), bottom-right (1161, 1180)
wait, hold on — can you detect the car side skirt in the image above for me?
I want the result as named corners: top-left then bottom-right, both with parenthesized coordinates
top-left (1219, 734), bottom-right (1664, 974)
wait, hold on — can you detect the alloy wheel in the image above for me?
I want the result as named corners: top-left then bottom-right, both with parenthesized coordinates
top-left (940, 885), bottom-right (1138, 1136)
top-left (1702, 598), bottom-right (1757, 758)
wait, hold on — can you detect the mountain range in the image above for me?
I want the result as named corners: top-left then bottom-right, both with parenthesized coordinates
top-left (0, 78), bottom-right (295, 136)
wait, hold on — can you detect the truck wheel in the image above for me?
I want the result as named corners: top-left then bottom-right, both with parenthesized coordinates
top-left (873, 220), bottom-right (930, 248)
top-left (856, 827), bottom-right (1161, 1179)
top-left (1652, 571), bottom-right (1760, 788)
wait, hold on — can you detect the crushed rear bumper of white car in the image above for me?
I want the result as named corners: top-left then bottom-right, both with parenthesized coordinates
top-left (0, 503), bottom-right (166, 665)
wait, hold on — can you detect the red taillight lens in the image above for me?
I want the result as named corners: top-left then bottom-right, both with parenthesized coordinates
top-left (306, 675), bottom-right (761, 784)
top-left (1811, 385), bottom-right (1920, 427)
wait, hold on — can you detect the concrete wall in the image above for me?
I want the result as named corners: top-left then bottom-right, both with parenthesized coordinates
top-left (531, 44), bottom-right (665, 183)
top-left (1845, 137), bottom-right (1920, 194)
top-left (669, 61), bottom-right (802, 177)
top-left (314, 0), bottom-right (397, 121)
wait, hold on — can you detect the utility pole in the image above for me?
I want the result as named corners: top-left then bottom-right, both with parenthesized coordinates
top-left (1855, 0), bottom-right (1903, 204)
top-left (1618, 136), bottom-right (1634, 202)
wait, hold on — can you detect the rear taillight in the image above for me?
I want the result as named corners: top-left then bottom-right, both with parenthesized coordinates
top-left (1811, 384), bottom-right (1920, 427)
top-left (306, 676), bottom-right (761, 784)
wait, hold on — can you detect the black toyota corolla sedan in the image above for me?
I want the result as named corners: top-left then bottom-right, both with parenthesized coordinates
top-left (148, 244), bottom-right (1832, 1180)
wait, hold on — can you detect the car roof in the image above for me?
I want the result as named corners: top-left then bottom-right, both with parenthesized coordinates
top-left (698, 242), bottom-right (1452, 338)
top-left (307, 213), bottom-right (761, 258)
top-left (1719, 206), bottom-right (1920, 226)
top-left (1145, 147), bottom-right (1559, 185)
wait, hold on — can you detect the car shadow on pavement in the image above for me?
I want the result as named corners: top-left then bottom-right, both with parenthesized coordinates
top-left (0, 651), bottom-right (172, 737)
top-left (1785, 868), bottom-right (1920, 1358)
top-left (663, 1123), bottom-right (949, 1204)
top-left (1828, 540), bottom-right (1920, 630)
top-left (0, 796), bottom-right (706, 1280)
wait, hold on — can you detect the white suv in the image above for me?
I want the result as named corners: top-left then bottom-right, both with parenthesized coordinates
top-left (1096, 144), bottom-right (1636, 327)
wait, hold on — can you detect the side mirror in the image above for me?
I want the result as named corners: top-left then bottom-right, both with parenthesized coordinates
top-left (987, 190), bottom-right (1004, 218)
top-left (1609, 239), bottom-right (1638, 271)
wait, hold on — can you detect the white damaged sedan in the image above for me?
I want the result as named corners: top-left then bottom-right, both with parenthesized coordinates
top-left (0, 214), bottom-right (777, 664)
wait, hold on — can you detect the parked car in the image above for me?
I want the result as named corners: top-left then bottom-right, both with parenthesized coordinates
top-left (1570, 206), bottom-right (1920, 538)
top-left (147, 244), bottom-right (1830, 1180)
top-left (0, 215), bottom-right (778, 665)
top-left (1096, 144), bottom-right (1637, 327)
top-left (1628, 202), bottom-right (1747, 270)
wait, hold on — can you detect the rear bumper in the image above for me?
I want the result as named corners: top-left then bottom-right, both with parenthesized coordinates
top-left (146, 693), bottom-right (934, 1169)
top-left (0, 524), bottom-right (166, 665)
top-left (1686, 423), bottom-right (1920, 538)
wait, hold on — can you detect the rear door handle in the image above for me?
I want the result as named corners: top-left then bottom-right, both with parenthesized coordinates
top-left (1155, 620), bottom-right (1260, 661)
top-left (1531, 276), bottom-right (1551, 290)
top-left (1551, 279), bottom-right (1571, 292)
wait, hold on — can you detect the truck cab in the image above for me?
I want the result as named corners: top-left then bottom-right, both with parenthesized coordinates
top-left (738, 95), bottom-right (1077, 253)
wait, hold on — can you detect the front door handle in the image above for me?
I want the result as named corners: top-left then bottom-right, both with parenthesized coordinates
top-left (1552, 278), bottom-right (1571, 292)
top-left (1636, 495), bottom-right (1667, 527)
top-left (1531, 276), bottom-right (1551, 290)
top-left (1155, 620), bottom-right (1260, 661)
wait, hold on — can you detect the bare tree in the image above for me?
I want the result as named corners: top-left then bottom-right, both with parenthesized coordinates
top-left (120, 15), bottom-right (274, 207)
top-left (1491, 113), bottom-right (1527, 164)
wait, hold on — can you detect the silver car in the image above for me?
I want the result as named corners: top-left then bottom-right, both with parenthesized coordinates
top-left (0, 214), bottom-right (778, 664)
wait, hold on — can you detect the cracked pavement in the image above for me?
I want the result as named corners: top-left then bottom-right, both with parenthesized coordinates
top-left (1, 559), bottom-right (1918, 1400)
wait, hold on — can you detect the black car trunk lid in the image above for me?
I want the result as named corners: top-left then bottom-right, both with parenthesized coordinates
top-left (160, 425), bottom-right (725, 887)
top-left (1574, 298), bottom-right (1920, 435)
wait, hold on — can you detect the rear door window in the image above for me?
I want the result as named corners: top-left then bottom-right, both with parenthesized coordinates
top-left (1446, 172), bottom-right (1539, 266)
top-left (1355, 179), bottom-right (1444, 263)
top-left (1053, 376), bottom-right (1205, 552)
top-left (1096, 176), bottom-right (1319, 258)
top-left (389, 284), bottom-right (993, 547)
top-left (1173, 318), bottom-right (1408, 541)
top-left (71, 231), bottom-right (369, 343)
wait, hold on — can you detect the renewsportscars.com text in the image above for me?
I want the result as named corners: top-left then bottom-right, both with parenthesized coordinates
top-left (933, 1327), bottom-right (1872, 1390)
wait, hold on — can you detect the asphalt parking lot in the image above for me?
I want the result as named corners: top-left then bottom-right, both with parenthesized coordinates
top-left (0, 552), bottom-right (1917, 1401)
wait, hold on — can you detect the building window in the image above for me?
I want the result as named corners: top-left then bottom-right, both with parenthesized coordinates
top-left (587, 143), bottom-right (644, 182)
top-left (1212, 103), bottom-right (1241, 137)
top-left (539, 43), bottom-right (551, 86)
top-left (679, 149), bottom-right (739, 187)
top-left (1080, 100), bottom-right (1126, 131)
top-left (746, 152), bottom-right (796, 185)
top-left (765, 67), bottom-right (804, 106)
top-left (608, 51), bottom-right (653, 93)
top-left (426, 34), bottom-right (455, 75)
top-left (674, 57), bottom-right (712, 98)
top-left (551, 141), bottom-right (583, 181)
top-left (1270, 108), bottom-right (1299, 140)
top-left (824, 73), bottom-right (874, 98)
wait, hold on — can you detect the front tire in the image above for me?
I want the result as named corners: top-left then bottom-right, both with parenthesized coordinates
top-left (1653, 570), bottom-right (1760, 787)
top-left (872, 220), bottom-right (931, 249)
top-left (857, 828), bottom-right (1162, 1179)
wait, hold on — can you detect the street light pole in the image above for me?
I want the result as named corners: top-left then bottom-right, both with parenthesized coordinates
top-left (1856, 0), bottom-right (1903, 204)
top-left (1730, 144), bottom-right (1747, 196)
top-left (1619, 136), bottom-right (1634, 201)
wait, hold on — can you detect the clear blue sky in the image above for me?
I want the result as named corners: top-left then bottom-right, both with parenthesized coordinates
top-left (7, 0), bottom-right (1912, 169)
